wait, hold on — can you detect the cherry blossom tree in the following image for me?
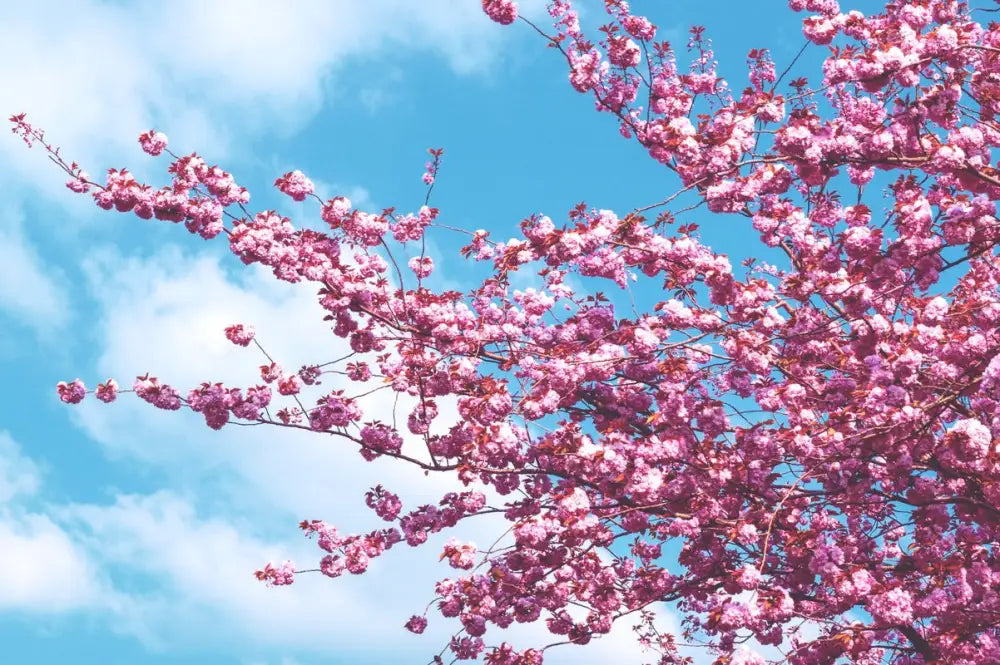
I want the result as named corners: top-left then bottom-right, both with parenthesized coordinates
top-left (13, 0), bottom-right (1000, 663)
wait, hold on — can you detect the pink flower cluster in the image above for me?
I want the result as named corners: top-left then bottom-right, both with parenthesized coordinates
top-left (138, 129), bottom-right (168, 156)
top-left (224, 323), bottom-right (255, 347)
top-left (422, 147), bottom-right (443, 185)
top-left (22, 0), bottom-right (1000, 661)
top-left (365, 485), bottom-right (403, 521)
top-left (299, 519), bottom-right (402, 579)
top-left (187, 382), bottom-right (271, 429)
top-left (254, 561), bottom-right (295, 586)
top-left (274, 170), bottom-right (315, 201)
top-left (133, 374), bottom-right (181, 410)
top-left (481, 0), bottom-right (517, 26)
top-left (45, 138), bottom-right (253, 241)
top-left (308, 391), bottom-right (360, 430)
top-left (56, 378), bottom-right (118, 403)
top-left (56, 379), bottom-right (86, 404)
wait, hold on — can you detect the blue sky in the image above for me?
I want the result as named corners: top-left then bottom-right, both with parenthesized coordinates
top-left (1, 2), bottom-right (842, 663)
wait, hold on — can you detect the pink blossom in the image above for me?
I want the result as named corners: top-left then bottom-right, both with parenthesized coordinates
top-left (66, 172), bottom-right (91, 193)
top-left (259, 362), bottom-right (282, 383)
top-left (802, 15), bottom-right (838, 43)
top-left (316, 553), bottom-right (343, 578)
top-left (408, 256), bottom-right (434, 278)
top-left (224, 324), bottom-right (255, 347)
top-left (869, 588), bottom-right (914, 625)
top-left (405, 615), bottom-right (428, 634)
top-left (255, 561), bottom-right (295, 586)
top-left (731, 648), bottom-right (767, 665)
top-left (482, 0), bottom-right (517, 25)
top-left (366, 485), bottom-right (403, 521)
top-left (735, 565), bottom-right (761, 590)
top-left (23, 5), bottom-right (1000, 661)
top-left (95, 379), bottom-right (119, 403)
top-left (608, 36), bottom-right (641, 69)
top-left (948, 418), bottom-right (994, 459)
top-left (344, 541), bottom-right (370, 574)
top-left (274, 170), bottom-right (315, 202)
top-left (277, 374), bottom-right (302, 396)
top-left (622, 14), bottom-right (656, 41)
top-left (133, 375), bottom-right (182, 410)
top-left (568, 48), bottom-right (606, 93)
top-left (360, 424), bottom-right (402, 457)
top-left (391, 206), bottom-right (437, 242)
top-left (441, 538), bottom-right (477, 569)
top-left (297, 365), bottom-right (322, 385)
top-left (309, 393), bottom-right (360, 430)
top-left (138, 129), bottom-right (168, 156)
top-left (56, 379), bottom-right (86, 404)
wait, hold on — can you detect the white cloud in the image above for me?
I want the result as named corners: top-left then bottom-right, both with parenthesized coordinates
top-left (0, 431), bottom-right (42, 502)
top-left (1, 0), bottom-right (543, 181)
top-left (0, 224), bottom-right (69, 335)
top-left (59, 490), bottom-right (378, 653)
top-left (0, 514), bottom-right (104, 613)
top-left (0, 432), bottom-right (107, 614)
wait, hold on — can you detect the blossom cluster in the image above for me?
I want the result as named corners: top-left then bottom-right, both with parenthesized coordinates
top-left (18, 0), bottom-right (1000, 662)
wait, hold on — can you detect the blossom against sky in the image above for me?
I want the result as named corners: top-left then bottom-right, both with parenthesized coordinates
top-left (1, 2), bottom-right (817, 663)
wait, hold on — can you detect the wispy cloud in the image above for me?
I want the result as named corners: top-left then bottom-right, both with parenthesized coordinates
top-left (0, 432), bottom-right (42, 503)
top-left (0, 222), bottom-right (70, 337)
top-left (0, 432), bottom-right (107, 614)
top-left (1, 0), bottom-right (540, 176)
